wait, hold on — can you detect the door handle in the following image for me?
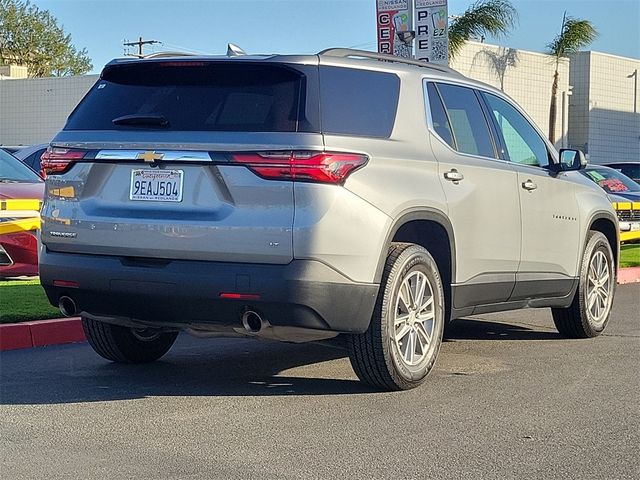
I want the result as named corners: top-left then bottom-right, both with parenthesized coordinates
top-left (522, 179), bottom-right (538, 191)
top-left (444, 169), bottom-right (464, 183)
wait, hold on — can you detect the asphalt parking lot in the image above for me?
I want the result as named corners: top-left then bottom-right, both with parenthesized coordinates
top-left (1, 284), bottom-right (638, 480)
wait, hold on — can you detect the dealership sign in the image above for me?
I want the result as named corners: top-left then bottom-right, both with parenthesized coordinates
top-left (415, 0), bottom-right (448, 64)
top-left (376, 0), bottom-right (449, 65)
top-left (376, 1), bottom-right (412, 58)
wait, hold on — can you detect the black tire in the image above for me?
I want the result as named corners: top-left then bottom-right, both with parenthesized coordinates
top-left (552, 231), bottom-right (615, 338)
top-left (347, 243), bottom-right (445, 391)
top-left (82, 316), bottom-right (178, 363)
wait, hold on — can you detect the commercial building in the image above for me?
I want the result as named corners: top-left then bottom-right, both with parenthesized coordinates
top-left (568, 51), bottom-right (639, 164)
top-left (0, 74), bottom-right (98, 147)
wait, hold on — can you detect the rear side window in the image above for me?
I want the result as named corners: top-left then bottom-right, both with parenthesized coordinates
top-left (65, 62), bottom-right (307, 132)
top-left (426, 82), bottom-right (455, 148)
top-left (435, 83), bottom-right (495, 158)
top-left (319, 67), bottom-right (399, 138)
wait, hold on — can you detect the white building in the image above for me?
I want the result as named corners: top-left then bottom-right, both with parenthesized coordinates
top-left (0, 73), bottom-right (98, 147)
top-left (568, 51), bottom-right (640, 164)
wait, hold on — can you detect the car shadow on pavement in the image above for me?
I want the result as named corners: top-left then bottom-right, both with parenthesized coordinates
top-left (0, 337), bottom-right (378, 405)
top-left (1, 318), bottom-right (564, 405)
top-left (446, 317), bottom-right (562, 341)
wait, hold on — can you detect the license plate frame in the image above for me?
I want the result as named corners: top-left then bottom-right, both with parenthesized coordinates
top-left (129, 169), bottom-right (184, 202)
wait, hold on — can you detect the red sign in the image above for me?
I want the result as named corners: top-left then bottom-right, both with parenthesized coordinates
top-left (377, 1), bottom-right (411, 57)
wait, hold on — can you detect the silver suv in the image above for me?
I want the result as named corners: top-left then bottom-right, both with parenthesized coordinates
top-left (40, 49), bottom-right (618, 390)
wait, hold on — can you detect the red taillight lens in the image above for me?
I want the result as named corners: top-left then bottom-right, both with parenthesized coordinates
top-left (219, 293), bottom-right (261, 300)
top-left (41, 147), bottom-right (87, 176)
top-left (231, 151), bottom-right (368, 184)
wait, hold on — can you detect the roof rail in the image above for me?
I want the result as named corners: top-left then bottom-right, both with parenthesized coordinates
top-left (143, 51), bottom-right (198, 59)
top-left (318, 48), bottom-right (460, 75)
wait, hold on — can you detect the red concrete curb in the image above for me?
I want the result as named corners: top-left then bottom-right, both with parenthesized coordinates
top-left (618, 266), bottom-right (640, 285)
top-left (0, 317), bottom-right (84, 351)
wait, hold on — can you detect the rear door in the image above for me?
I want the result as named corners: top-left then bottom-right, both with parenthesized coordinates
top-left (41, 60), bottom-right (322, 265)
top-left (425, 81), bottom-right (521, 308)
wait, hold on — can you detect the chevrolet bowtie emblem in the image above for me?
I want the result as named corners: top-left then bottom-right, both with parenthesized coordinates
top-left (137, 151), bottom-right (164, 163)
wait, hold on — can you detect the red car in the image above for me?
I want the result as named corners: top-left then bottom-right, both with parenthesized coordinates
top-left (0, 149), bottom-right (44, 277)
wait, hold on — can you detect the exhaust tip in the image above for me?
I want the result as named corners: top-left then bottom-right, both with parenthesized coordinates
top-left (59, 296), bottom-right (77, 317)
top-left (241, 310), bottom-right (264, 333)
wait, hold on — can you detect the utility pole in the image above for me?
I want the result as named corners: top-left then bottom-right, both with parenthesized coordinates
top-left (123, 37), bottom-right (161, 58)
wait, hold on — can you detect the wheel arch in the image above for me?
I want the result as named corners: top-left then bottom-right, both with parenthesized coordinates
top-left (375, 209), bottom-right (456, 320)
top-left (587, 212), bottom-right (619, 272)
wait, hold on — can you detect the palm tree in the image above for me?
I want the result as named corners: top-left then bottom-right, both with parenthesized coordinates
top-left (472, 46), bottom-right (519, 91)
top-left (547, 14), bottom-right (597, 144)
top-left (448, 0), bottom-right (518, 60)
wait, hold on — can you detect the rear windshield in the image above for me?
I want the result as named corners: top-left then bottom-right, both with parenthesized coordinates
top-left (65, 62), bottom-right (307, 132)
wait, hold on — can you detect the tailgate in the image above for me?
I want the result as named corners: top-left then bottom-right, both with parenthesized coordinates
top-left (41, 148), bottom-right (297, 264)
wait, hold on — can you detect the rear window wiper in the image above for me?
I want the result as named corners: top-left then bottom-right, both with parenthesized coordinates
top-left (112, 114), bottom-right (169, 127)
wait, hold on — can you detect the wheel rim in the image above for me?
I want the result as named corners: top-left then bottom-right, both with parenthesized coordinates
top-left (392, 270), bottom-right (435, 367)
top-left (586, 250), bottom-right (612, 327)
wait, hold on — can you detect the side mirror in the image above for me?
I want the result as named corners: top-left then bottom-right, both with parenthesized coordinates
top-left (558, 148), bottom-right (587, 171)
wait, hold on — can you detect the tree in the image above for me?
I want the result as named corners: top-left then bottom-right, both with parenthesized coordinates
top-left (547, 13), bottom-right (597, 144)
top-left (472, 46), bottom-right (518, 91)
top-left (448, 0), bottom-right (518, 60)
top-left (0, 0), bottom-right (92, 77)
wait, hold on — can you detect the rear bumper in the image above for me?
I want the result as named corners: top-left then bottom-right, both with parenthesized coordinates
top-left (39, 249), bottom-right (379, 333)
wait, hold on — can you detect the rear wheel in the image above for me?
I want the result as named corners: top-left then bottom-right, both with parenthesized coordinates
top-left (82, 316), bottom-right (178, 363)
top-left (552, 231), bottom-right (615, 338)
top-left (348, 243), bottom-right (445, 391)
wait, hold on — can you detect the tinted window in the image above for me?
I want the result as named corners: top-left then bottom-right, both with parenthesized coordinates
top-left (320, 67), bottom-right (399, 138)
top-left (23, 150), bottom-right (45, 171)
top-left (66, 62), bottom-right (306, 132)
top-left (426, 82), bottom-right (454, 148)
top-left (0, 150), bottom-right (42, 182)
top-left (606, 163), bottom-right (640, 182)
top-left (435, 84), bottom-right (495, 158)
top-left (482, 93), bottom-right (549, 167)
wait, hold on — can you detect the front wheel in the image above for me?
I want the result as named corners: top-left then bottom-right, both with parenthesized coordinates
top-left (551, 231), bottom-right (615, 338)
top-left (348, 243), bottom-right (445, 391)
top-left (82, 316), bottom-right (178, 363)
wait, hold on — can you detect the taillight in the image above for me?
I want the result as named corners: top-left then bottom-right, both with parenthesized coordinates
top-left (41, 147), bottom-right (87, 176)
top-left (230, 151), bottom-right (368, 184)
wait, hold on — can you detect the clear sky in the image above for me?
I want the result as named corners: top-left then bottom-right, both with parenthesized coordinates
top-left (30, 0), bottom-right (640, 74)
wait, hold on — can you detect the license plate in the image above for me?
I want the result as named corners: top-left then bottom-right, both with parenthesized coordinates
top-left (130, 169), bottom-right (183, 202)
top-left (631, 223), bottom-right (640, 232)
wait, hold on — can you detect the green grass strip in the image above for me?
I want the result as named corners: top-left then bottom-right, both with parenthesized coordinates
top-left (0, 279), bottom-right (63, 324)
top-left (620, 244), bottom-right (640, 269)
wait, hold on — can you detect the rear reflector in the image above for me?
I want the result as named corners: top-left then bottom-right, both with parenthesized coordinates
top-left (219, 293), bottom-right (261, 300)
top-left (231, 151), bottom-right (368, 184)
top-left (53, 280), bottom-right (79, 288)
top-left (41, 148), bottom-right (88, 176)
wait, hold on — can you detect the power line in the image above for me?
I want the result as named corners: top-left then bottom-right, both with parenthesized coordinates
top-left (159, 42), bottom-right (213, 56)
